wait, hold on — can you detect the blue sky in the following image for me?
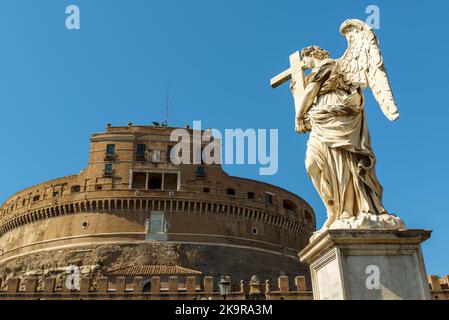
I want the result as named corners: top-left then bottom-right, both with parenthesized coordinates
top-left (0, 0), bottom-right (447, 275)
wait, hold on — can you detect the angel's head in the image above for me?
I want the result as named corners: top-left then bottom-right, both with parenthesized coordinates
top-left (301, 45), bottom-right (330, 69)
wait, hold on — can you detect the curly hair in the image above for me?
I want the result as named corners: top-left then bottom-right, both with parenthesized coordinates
top-left (301, 45), bottom-right (330, 60)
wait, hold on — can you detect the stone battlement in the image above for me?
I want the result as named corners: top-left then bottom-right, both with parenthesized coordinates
top-left (0, 275), bottom-right (312, 300)
top-left (428, 275), bottom-right (449, 300)
top-left (0, 274), bottom-right (446, 300)
top-left (0, 124), bottom-right (315, 285)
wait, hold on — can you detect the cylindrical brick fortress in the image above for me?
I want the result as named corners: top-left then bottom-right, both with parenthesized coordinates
top-left (0, 125), bottom-right (315, 285)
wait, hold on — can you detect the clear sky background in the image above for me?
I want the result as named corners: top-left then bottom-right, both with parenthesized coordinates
top-left (0, 0), bottom-right (447, 275)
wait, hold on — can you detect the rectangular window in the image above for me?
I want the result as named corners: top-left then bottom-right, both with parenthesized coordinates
top-left (136, 144), bottom-right (146, 160)
top-left (164, 173), bottom-right (178, 191)
top-left (106, 144), bottom-right (115, 155)
top-left (266, 192), bottom-right (274, 205)
top-left (148, 173), bottom-right (163, 190)
top-left (132, 172), bottom-right (147, 189)
top-left (105, 144), bottom-right (116, 161)
top-left (104, 163), bottom-right (113, 176)
top-left (130, 171), bottom-right (179, 191)
top-left (195, 166), bottom-right (206, 179)
top-left (70, 185), bottom-right (81, 193)
top-left (167, 145), bottom-right (173, 162)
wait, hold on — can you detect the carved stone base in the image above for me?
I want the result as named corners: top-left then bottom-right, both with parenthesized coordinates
top-left (299, 229), bottom-right (432, 300)
top-left (310, 213), bottom-right (406, 242)
top-left (329, 213), bottom-right (406, 230)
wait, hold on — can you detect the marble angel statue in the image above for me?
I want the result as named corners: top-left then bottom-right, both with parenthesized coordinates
top-left (280, 19), bottom-right (405, 234)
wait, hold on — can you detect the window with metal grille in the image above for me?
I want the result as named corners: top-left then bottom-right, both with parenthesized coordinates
top-left (104, 163), bottom-right (113, 175)
top-left (106, 144), bottom-right (115, 155)
top-left (195, 166), bottom-right (206, 179)
top-left (136, 144), bottom-right (146, 160)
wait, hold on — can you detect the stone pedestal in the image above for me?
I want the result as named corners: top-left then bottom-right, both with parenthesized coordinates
top-left (299, 229), bottom-right (432, 300)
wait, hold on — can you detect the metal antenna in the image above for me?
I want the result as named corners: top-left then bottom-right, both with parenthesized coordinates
top-left (162, 84), bottom-right (170, 127)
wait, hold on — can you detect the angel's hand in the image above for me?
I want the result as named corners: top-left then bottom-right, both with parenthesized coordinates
top-left (295, 118), bottom-right (308, 134)
top-left (289, 80), bottom-right (296, 94)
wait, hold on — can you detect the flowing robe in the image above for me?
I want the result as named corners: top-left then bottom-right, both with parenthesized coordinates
top-left (303, 59), bottom-right (386, 225)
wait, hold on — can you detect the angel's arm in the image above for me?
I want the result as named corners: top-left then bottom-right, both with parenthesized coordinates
top-left (295, 60), bottom-right (334, 123)
top-left (295, 82), bottom-right (321, 122)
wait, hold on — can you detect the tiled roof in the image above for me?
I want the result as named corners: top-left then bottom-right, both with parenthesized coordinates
top-left (105, 265), bottom-right (202, 276)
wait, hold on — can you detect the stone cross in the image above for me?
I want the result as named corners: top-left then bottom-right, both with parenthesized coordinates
top-left (270, 51), bottom-right (306, 115)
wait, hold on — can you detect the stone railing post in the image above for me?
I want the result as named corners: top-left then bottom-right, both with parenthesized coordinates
top-left (265, 280), bottom-right (270, 293)
top-left (168, 276), bottom-right (178, 293)
top-left (278, 276), bottom-right (289, 293)
top-left (7, 278), bottom-right (20, 293)
top-left (240, 280), bottom-right (244, 293)
top-left (43, 278), bottom-right (56, 293)
top-left (80, 278), bottom-right (91, 294)
top-left (186, 276), bottom-right (196, 293)
top-left (443, 275), bottom-right (449, 287)
top-left (25, 278), bottom-right (38, 293)
top-left (116, 277), bottom-right (126, 293)
top-left (97, 277), bottom-right (108, 293)
top-left (133, 277), bottom-right (144, 293)
top-left (295, 276), bottom-right (307, 291)
top-left (249, 275), bottom-right (261, 296)
top-left (203, 276), bottom-right (213, 293)
top-left (151, 276), bottom-right (161, 293)
top-left (429, 275), bottom-right (442, 291)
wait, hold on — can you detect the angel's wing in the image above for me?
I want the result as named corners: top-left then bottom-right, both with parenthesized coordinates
top-left (337, 19), bottom-right (399, 121)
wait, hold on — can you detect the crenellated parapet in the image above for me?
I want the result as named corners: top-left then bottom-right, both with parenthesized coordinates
top-left (0, 124), bottom-right (316, 282)
top-left (428, 275), bottom-right (449, 300)
top-left (0, 274), bottom-right (312, 300)
top-left (0, 274), bottom-right (446, 300)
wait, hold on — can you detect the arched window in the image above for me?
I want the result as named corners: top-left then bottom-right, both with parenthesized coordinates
top-left (227, 188), bottom-right (236, 196)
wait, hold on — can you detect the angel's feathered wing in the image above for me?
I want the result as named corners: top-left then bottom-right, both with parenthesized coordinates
top-left (337, 19), bottom-right (399, 121)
